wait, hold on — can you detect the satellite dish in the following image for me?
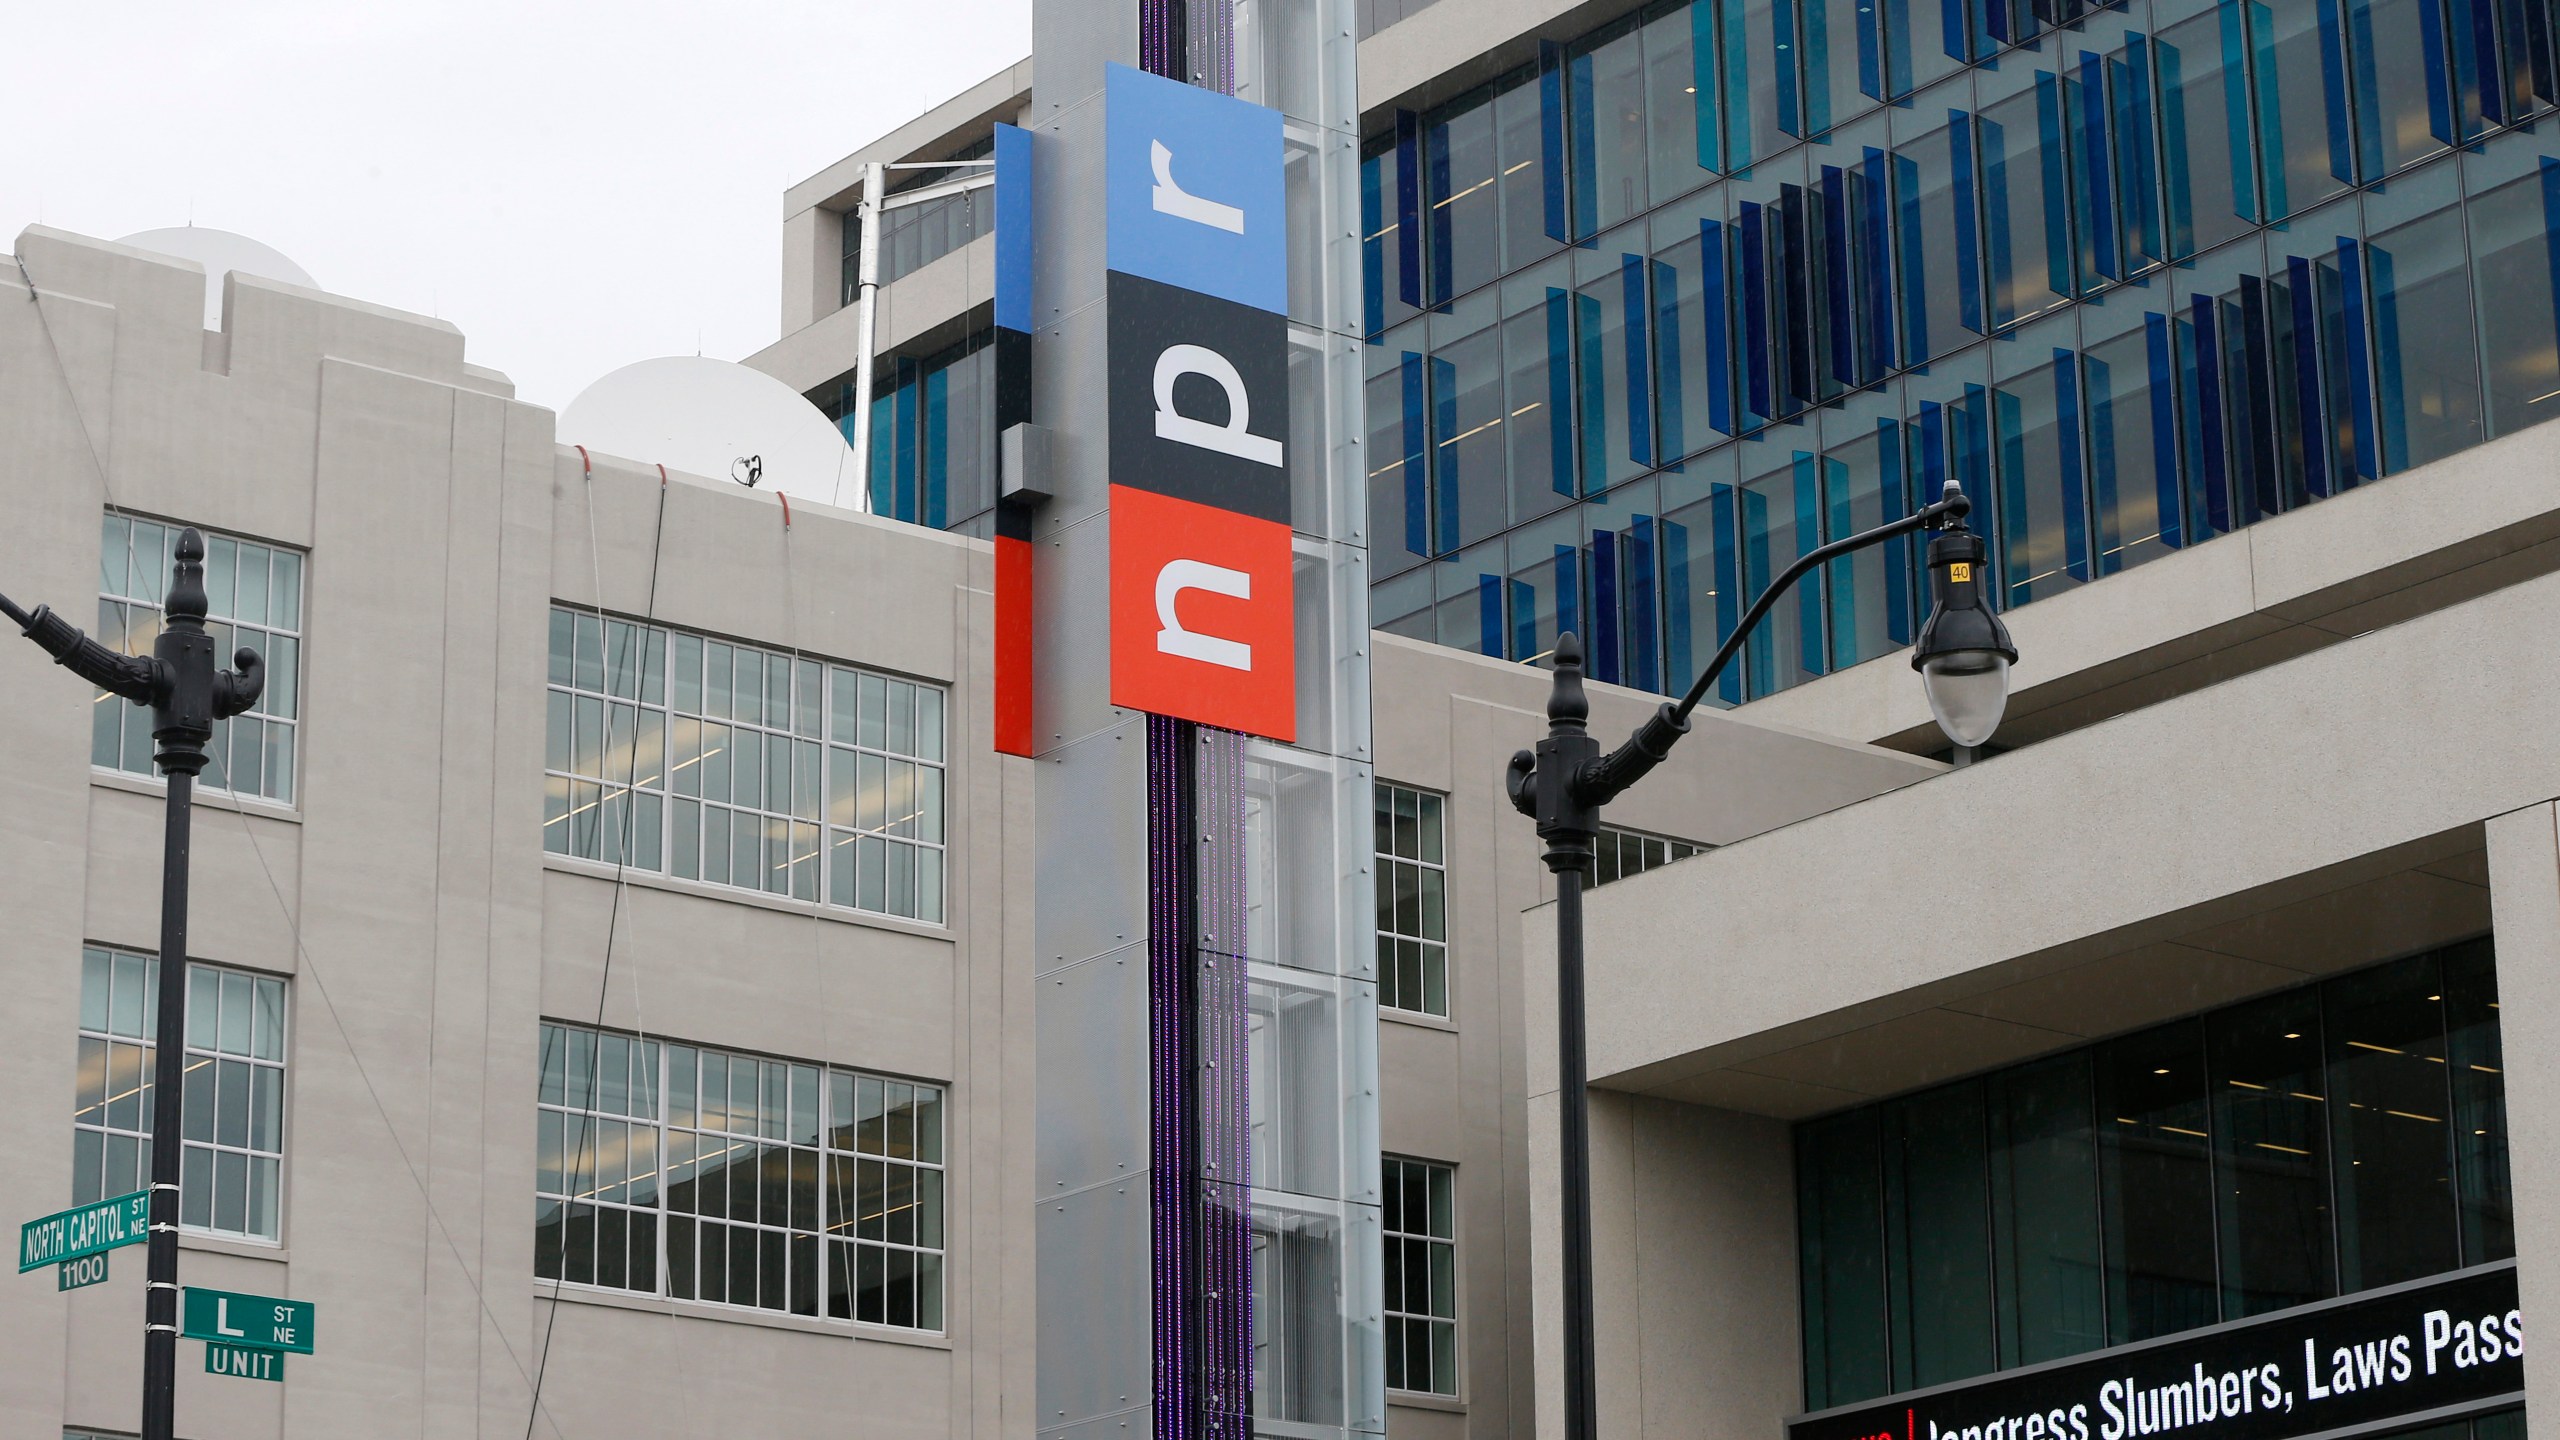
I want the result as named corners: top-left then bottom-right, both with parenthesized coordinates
top-left (116, 227), bottom-right (319, 331)
top-left (560, 356), bottom-right (865, 512)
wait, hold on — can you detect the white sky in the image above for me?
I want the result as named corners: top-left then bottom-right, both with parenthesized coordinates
top-left (7, 0), bottom-right (1033, 412)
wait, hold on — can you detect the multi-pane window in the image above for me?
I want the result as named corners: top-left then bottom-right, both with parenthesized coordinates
top-left (1383, 1157), bottom-right (1458, 1396)
top-left (542, 607), bottom-right (948, 923)
top-left (72, 947), bottom-right (288, 1242)
top-left (94, 512), bottom-right (305, 804)
top-left (1374, 784), bottom-right (1449, 1017)
top-left (1593, 825), bottom-right (1702, 886)
top-left (535, 1022), bottom-right (946, 1330)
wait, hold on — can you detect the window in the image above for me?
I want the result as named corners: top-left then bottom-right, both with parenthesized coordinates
top-left (534, 1023), bottom-right (945, 1330)
top-left (1374, 783), bottom-right (1448, 1017)
top-left (72, 947), bottom-right (287, 1243)
top-left (1794, 938), bottom-right (2511, 1410)
top-left (1592, 825), bottom-right (1702, 885)
top-left (542, 607), bottom-right (948, 923)
top-left (1383, 1156), bottom-right (1458, 1395)
top-left (94, 512), bottom-right (305, 804)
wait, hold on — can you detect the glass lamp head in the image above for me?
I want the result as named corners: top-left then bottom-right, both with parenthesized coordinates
top-left (1911, 505), bottom-right (2019, 751)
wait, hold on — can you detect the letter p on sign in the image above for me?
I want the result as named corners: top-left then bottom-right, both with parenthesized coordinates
top-left (1111, 486), bottom-right (1294, 740)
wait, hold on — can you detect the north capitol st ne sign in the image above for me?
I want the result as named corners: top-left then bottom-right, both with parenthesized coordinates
top-left (1787, 1263), bottom-right (2523, 1440)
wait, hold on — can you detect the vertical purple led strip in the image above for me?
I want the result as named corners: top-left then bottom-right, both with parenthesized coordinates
top-left (1195, 725), bottom-right (1253, 1440)
top-left (1138, 15), bottom-right (1249, 1440)
top-left (1139, 0), bottom-right (1237, 91)
top-left (1146, 713), bottom-right (1201, 1440)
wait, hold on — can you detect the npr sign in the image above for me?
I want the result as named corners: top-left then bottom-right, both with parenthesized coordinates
top-left (1104, 64), bottom-right (1294, 742)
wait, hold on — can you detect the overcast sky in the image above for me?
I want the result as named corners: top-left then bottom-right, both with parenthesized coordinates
top-left (8, 0), bottom-right (1032, 412)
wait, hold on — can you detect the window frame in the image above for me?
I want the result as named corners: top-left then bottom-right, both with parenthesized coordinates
top-left (542, 606), bottom-right (951, 925)
top-left (1374, 781), bottom-right (1452, 1018)
top-left (533, 1020), bottom-right (950, 1334)
top-left (1383, 1154), bottom-right (1462, 1397)
top-left (93, 510), bottom-right (307, 807)
top-left (72, 946), bottom-right (290, 1245)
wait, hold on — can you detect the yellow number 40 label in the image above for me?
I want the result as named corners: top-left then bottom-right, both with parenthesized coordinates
top-left (1949, 562), bottom-right (1973, 583)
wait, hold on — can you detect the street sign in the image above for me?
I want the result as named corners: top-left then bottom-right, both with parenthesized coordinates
top-left (182, 1287), bottom-right (315, 1354)
top-left (204, 1343), bottom-right (284, 1382)
top-left (18, 1190), bottom-right (150, 1273)
top-left (57, 1253), bottom-right (109, 1291)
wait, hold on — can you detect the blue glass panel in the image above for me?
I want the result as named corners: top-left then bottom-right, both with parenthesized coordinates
top-left (1568, 21), bottom-right (1655, 237)
top-left (1737, 429), bottom-right (1827, 697)
top-left (1573, 234), bottom-right (1657, 488)
top-left (1661, 447), bottom-right (1745, 704)
top-left (1891, 101), bottom-right (1987, 367)
top-left (1721, 0), bottom-right (1789, 171)
top-left (2264, 198), bottom-right (2373, 502)
top-left (2249, 0), bottom-right (2357, 221)
top-left (2172, 241), bottom-right (2271, 539)
top-left (2112, 40), bottom-right (2170, 272)
top-left (2347, 0), bottom-right (2461, 180)
top-left (2365, 163), bottom-right (2485, 473)
top-left (1424, 86), bottom-right (1501, 302)
top-left (1501, 256), bottom-right (1582, 522)
top-left (1977, 62), bottom-right (2083, 330)
top-left (1429, 291), bottom-right (1511, 549)
top-left (1365, 329), bottom-right (1430, 577)
top-left (1804, 0), bottom-right (1885, 133)
top-left (1990, 320), bottom-right (2093, 607)
top-left (2155, 6), bottom-right (2260, 258)
top-left (1646, 2), bottom-right (1716, 203)
top-left (1820, 386), bottom-right (1917, 669)
top-left (2078, 283), bottom-right (2186, 574)
top-left (921, 365), bottom-right (950, 530)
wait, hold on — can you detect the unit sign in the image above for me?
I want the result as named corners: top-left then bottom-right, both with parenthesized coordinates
top-left (1102, 62), bottom-right (1295, 741)
top-left (1787, 1263), bottom-right (2523, 1440)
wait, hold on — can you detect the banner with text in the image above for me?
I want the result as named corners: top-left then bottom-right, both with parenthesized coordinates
top-left (1788, 1263), bottom-right (2523, 1440)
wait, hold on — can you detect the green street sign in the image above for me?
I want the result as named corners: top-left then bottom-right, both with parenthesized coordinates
top-left (182, 1287), bottom-right (315, 1354)
top-left (204, 1342), bottom-right (284, 1382)
top-left (57, 1253), bottom-right (110, 1292)
top-left (19, 1190), bottom-right (150, 1273)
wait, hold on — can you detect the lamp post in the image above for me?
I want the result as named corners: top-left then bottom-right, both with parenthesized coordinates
top-left (1505, 479), bottom-right (2014, 1440)
top-left (2, 529), bottom-right (264, 1440)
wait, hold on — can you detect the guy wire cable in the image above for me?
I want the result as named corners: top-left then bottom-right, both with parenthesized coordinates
top-left (521, 450), bottom-right (679, 1440)
top-left (11, 250), bottom-right (556, 1416)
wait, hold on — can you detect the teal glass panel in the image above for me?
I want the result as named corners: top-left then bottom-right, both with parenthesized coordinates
top-left (1430, 289), bottom-right (1512, 550)
top-left (1890, 96), bottom-right (1986, 368)
top-left (1571, 17), bottom-right (1655, 235)
top-left (2078, 281), bottom-right (2186, 576)
top-left (2365, 161), bottom-right (2484, 474)
top-left (2327, 953), bottom-right (2460, 1290)
top-left (1737, 429), bottom-right (1825, 697)
top-left (2207, 988), bottom-right (2337, 1320)
top-left (1987, 1053), bottom-right (2103, 1370)
top-left (1368, 323), bottom-right (1430, 576)
top-left (1882, 1081), bottom-right (1994, 1392)
top-left (2154, 5), bottom-right (2261, 258)
top-left (1643, 1), bottom-right (1715, 204)
top-left (1976, 58), bottom-right (2082, 330)
top-left (1798, 1110), bottom-right (1888, 1410)
top-left (1659, 446), bottom-right (1743, 706)
top-left (1649, 185), bottom-right (1735, 460)
top-left (1818, 385), bottom-right (1916, 670)
top-left (1990, 315), bottom-right (2093, 607)
top-left (1575, 228), bottom-right (1657, 488)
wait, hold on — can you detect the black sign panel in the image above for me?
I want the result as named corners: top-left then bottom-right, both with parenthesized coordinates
top-left (1788, 1264), bottom-right (2523, 1440)
top-left (1105, 270), bottom-right (1291, 526)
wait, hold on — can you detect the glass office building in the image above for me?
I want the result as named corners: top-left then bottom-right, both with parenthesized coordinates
top-left (1795, 937), bottom-right (2511, 1411)
top-left (1359, 0), bottom-right (2560, 704)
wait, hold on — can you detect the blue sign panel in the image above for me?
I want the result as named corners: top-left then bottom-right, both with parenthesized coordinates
top-left (1105, 63), bottom-right (1286, 315)
top-left (994, 122), bottom-right (1034, 335)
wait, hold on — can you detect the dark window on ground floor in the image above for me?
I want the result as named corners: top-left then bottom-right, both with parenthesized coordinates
top-left (1797, 936), bottom-right (2508, 1411)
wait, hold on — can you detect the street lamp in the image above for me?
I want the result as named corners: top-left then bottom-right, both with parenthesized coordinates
top-left (1504, 479), bottom-right (2013, 1440)
top-left (3, 529), bottom-right (264, 1440)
